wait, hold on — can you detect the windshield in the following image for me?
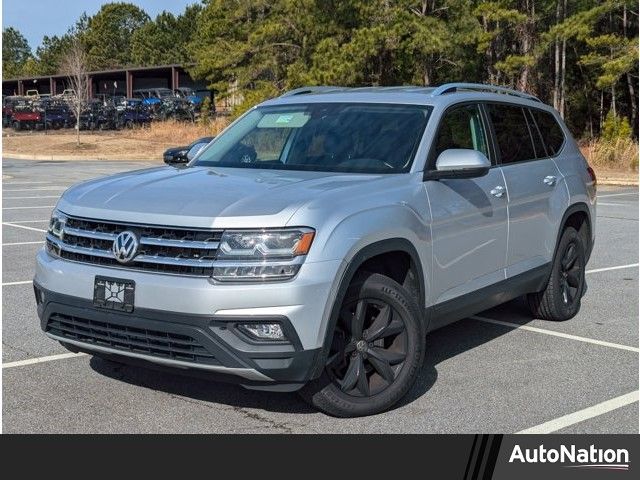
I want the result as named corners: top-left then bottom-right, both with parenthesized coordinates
top-left (193, 103), bottom-right (432, 173)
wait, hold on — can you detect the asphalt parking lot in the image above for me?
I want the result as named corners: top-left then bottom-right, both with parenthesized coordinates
top-left (2, 158), bottom-right (638, 433)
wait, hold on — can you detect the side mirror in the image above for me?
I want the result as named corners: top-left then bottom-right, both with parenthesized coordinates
top-left (427, 149), bottom-right (491, 180)
top-left (164, 149), bottom-right (189, 165)
top-left (186, 142), bottom-right (207, 161)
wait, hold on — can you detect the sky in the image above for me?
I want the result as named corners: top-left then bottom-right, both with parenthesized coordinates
top-left (2, 0), bottom-right (198, 52)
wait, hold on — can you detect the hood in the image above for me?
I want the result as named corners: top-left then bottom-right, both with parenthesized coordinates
top-left (57, 166), bottom-right (386, 228)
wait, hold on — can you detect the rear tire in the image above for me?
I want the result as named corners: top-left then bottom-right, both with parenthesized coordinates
top-left (300, 272), bottom-right (425, 417)
top-left (526, 226), bottom-right (586, 321)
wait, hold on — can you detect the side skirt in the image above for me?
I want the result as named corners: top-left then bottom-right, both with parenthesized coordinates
top-left (426, 263), bottom-right (551, 332)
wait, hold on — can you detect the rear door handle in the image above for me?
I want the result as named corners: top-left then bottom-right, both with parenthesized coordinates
top-left (543, 175), bottom-right (557, 186)
top-left (490, 186), bottom-right (505, 198)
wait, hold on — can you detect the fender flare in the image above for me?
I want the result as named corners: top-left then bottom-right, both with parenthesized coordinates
top-left (556, 202), bottom-right (593, 261)
top-left (308, 238), bottom-right (426, 380)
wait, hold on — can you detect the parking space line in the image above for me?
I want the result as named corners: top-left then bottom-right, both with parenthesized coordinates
top-left (598, 192), bottom-right (638, 198)
top-left (517, 390), bottom-right (639, 434)
top-left (2, 181), bottom-right (54, 185)
top-left (3, 241), bottom-right (43, 246)
top-left (2, 352), bottom-right (87, 370)
top-left (2, 187), bottom-right (67, 192)
top-left (2, 280), bottom-right (32, 286)
top-left (3, 195), bottom-right (60, 199)
top-left (470, 316), bottom-right (639, 353)
top-left (2, 205), bottom-right (55, 210)
top-left (2, 219), bottom-right (49, 223)
top-left (597, 202), bottom-right (626, 206)
top-left (586, 263), bottom-right (638, 274)
top-left (2, 222), bottom-right (47, 233)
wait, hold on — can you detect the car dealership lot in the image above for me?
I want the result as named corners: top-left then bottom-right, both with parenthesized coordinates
top-left (2, 158), bottom-right (638, 433)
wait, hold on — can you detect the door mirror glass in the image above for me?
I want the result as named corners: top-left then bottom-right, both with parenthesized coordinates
top-left (432, 149), bottom-right (490, 179)
top-left (186, 142), bottom-right (207, 161)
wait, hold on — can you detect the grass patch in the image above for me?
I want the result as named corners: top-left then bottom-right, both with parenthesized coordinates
top-left (580, 138), bottom-right (639, 172)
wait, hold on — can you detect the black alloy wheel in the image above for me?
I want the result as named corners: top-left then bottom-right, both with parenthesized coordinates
top-left (327, 298), bottom-right (408, 397)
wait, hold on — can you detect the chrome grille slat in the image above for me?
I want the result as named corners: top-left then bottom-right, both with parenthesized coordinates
top-left (140, 237), bottom-right (220, 250)
top-left (49, 215), bottom-right (223, 276)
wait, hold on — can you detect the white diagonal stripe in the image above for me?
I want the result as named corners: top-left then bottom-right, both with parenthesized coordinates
top-left (586, 263), bottom-right (638, 274)
top-left (2, 222), bottom-right (47, 233)
top-left (470, 316), bottom-right (639, 353)
top-left (3, 352), bottom-right (86, 369)
top-left (517, 391), bottom-right (639, 434)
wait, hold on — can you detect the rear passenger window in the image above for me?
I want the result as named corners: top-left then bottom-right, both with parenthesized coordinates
top-left (525, 109), bottom-right (548, 159)
top-left (433, 104), bottom-right (489, 160)
top-left (487, 104), bottom-right (536, 164)
top-left (529, 108), bottom-right (565, 156)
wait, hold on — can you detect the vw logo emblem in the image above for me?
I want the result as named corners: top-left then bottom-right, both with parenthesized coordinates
top-left (112, 231), bottom-right (139, 264)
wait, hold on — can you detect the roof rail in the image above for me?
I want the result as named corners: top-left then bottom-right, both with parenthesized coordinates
top-left (430, 83), bottom-right (541, 102)
top-left (280, 86), bottom-right (348, 97)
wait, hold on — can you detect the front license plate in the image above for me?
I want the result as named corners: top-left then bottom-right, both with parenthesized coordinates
top-left (93, 276), bottom-right (135, 313)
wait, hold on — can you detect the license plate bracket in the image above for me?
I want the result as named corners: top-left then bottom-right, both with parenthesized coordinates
top-left (93, 276), bottom-right (135, 313)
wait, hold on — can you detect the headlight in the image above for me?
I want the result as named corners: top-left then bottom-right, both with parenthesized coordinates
top-left (48, 209), bottom-right (67, 239)
top-left (217, 229), bottom-right (314, 260)
top-left (212, 228), bottom-right (315, 282)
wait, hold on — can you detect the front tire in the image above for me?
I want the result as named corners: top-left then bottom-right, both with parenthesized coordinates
top-left (300, 273), bottom-right (425, 417)
top-left (527, 226), bottom-right (586, 321)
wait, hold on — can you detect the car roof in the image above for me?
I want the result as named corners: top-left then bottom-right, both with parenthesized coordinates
top-left (260, 83), bottom-right (554, 112)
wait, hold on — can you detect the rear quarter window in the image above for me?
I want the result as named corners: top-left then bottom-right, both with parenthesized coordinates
top-left (529, 108), bottom-right (566, 156)
top-left (487, 103), bottom-right (536, 164)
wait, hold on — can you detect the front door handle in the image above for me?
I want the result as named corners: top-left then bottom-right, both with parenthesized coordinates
top-left (490, 185), bottom-right (505, 198)
top-left (543, 175), bottom-right (557, 186)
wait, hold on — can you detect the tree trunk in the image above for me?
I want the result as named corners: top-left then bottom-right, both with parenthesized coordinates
top-left (559, 37), bottom-right (566, 118)
top-left (553, 0), bottom-right (561, 110)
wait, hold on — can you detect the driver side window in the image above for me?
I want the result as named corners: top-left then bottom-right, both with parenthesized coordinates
top-left (433, 104), bottom-right (489, 161)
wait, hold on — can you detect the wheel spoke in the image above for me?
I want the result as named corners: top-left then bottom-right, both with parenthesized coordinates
top-left (368, 355), bottom-right (395, 384)
top-left (363, 304), bottom-right (391, 341)
top-left (561, 280), bottom-right (570, 303)
top-left (339, 355), bottom-right (360, 392)
top-left (368, 346), bottom-right (405, 365)
top-left (350, 300), bottom-right (367, 339)
top-left (326, 351), bottom-right (341, 367)
top-left (566, 267), bottom-right (581, 287)
top-left (562, 244), bottom-right (577, 270)
top-left (356, 359), bottom-right (370, 396)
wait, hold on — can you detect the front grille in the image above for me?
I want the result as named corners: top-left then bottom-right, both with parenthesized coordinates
top-left (47, 313), bottom-right (219, 366)
top-left (47, 215), bottom-right (223, 276)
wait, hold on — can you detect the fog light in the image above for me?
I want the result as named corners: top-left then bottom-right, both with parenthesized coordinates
top-left (237, 323), bottom-right (286, 341)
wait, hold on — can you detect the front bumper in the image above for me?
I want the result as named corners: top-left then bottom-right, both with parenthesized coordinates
top-left (35, 249), bottom-right (343, 388)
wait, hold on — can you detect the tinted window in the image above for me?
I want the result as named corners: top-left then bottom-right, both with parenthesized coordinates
top-left (433, 104), bottom-right (489, 160)
top-left (525, 109), bottom-right (547, 158)
top-left (529, 108), bottom-right (565, 156)
top-left (194, 103), bottom-right (432, 173)
top-left (488, 104), bottom-right (536, 164)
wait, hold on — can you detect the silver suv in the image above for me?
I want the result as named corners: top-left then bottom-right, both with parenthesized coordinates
top-left (35, 83), bottom-right (597, 417)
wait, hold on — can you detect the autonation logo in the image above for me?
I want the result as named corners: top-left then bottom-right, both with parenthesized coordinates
top-left (509, 444), bottom-right (630, 471)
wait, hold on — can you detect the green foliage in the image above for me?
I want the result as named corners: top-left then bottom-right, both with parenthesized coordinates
top-left (3, 0), bottom-right (638, 140)
top-left (602, 110), bottom-right (632, 141)
top-left (131, 5), bottom-right (201, 65)
top-left (2, 27), bottom-right (33, 78)
top-left (82, 2), bottom-right (150, 69)
top-left (198, 96), bottom-right (212, 125)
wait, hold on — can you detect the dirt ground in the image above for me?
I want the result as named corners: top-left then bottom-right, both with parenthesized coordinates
top-left (1, 119), bottom-right (228, 161)
top-left (2, 129), bottom-right (177, 160)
